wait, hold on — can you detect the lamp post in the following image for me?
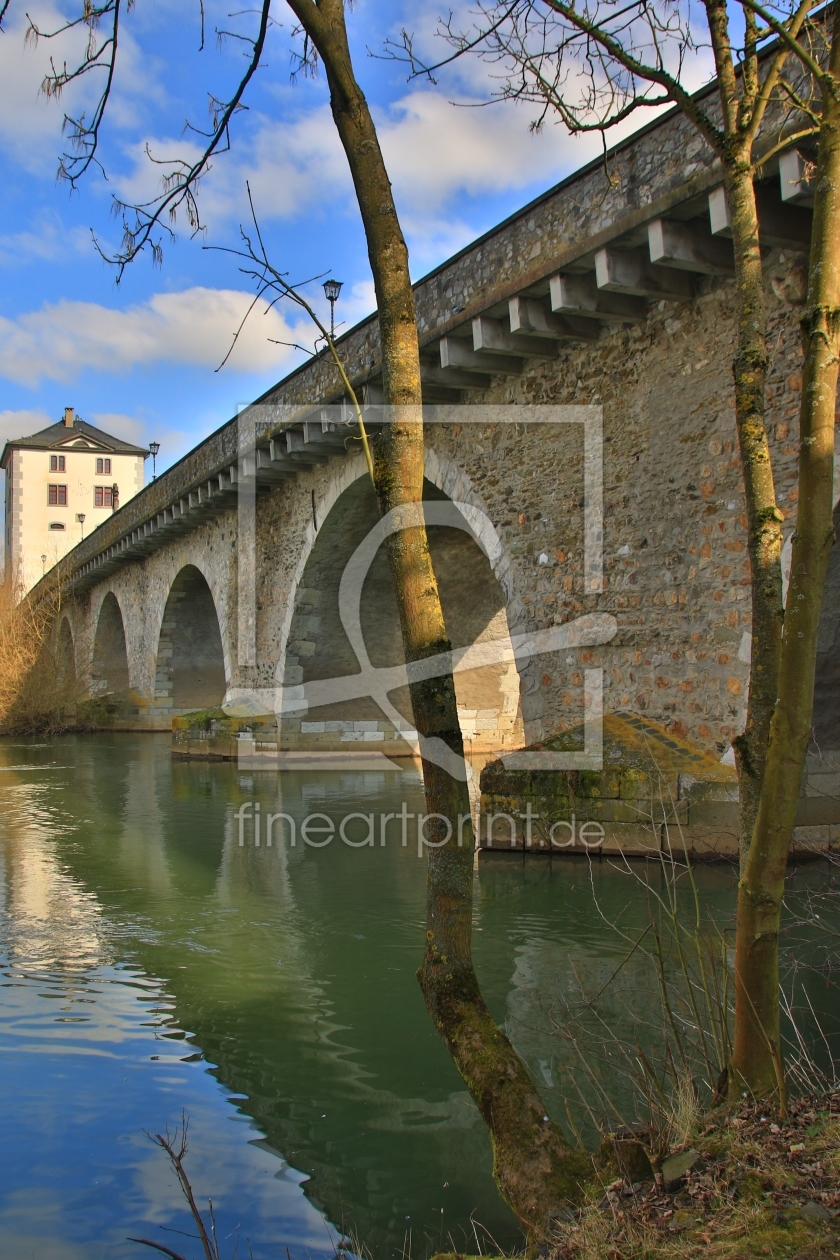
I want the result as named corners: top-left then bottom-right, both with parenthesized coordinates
top-left (322, 279), bottom-right (343, 340)
top-left (76, 513), bottom-right (86, 540)
top-left (41, 554), bottom-right (47, 576)
top-left (149, 440), bottom-right (160, 480)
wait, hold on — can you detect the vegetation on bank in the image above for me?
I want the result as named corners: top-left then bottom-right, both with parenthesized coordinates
top-left (0, 577), bottom-right (75, 735)
top-left (426, 1098), bottom-right (840, 1260)
top-left (547, 1093), bottom-right (840, 1260)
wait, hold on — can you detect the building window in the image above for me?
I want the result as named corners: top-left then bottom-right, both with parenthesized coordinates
top-left (48, 485), bottom-right (67, 506)
top-left (49, 522), bottom-right (66, 531)
top-left (95, 458), bottom-right (112, 475)
top-left (94, 486), bottom-right (114, 508)
top-left (50, 455), bottom-right (66, 472)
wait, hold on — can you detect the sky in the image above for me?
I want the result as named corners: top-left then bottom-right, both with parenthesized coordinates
top-left (0, 0), bottom-right (714, 496)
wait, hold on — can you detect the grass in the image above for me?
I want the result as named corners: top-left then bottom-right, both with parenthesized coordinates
top-left (548, 1092), bottom-right (840, 1260)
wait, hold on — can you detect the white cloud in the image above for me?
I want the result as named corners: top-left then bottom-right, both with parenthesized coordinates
top-left (0, 214), bottom-right (90, 267)
top-left (0, 1), bottom-right (169, 182)
top-left (112, 86), bottom-right (585, 260)
top-left (379, 90), bottom-right (579, 212)
top-left (0, 4), bottom-right (98, 173)
top-left (112, 105), bottom-right (349, 232)
top-left (88, 411), bottom-right (148, 446)
top-left (0, 287), bottom-right (308, 386)
top-left (0, 408), bottom-right (53, 445)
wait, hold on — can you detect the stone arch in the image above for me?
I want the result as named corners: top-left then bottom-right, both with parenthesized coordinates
top-left (154, 565), bottom-right (227, 713)
top-left (91, 592), bottom-right (130, 697)
top-left (276, 454), bottom-right (523, 755)
top-left (274, 449), bottom-right (518, 685)
top-left (56, 616), bottom-right (76, 688)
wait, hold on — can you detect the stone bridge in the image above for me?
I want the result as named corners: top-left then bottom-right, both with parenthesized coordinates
top-left (39, 96), bottom-right (840, 769)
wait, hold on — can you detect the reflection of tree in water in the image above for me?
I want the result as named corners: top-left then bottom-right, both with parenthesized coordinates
top-left (506, 937), bottom-right (668, 1128)
top-left (203, 768), bottom-right (515, 1258)
top-left (498, 857), bottom-right (840, 1146)
top-left (479, 855), bottom-right (739, 1147)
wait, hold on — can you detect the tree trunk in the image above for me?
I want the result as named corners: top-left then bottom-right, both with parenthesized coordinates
top-left (723, 156), bottom-right (785, 871)
top-left (730, 10), bottom-right (840, 1099)
top-left (285, 0), bottom-right (590, 1237)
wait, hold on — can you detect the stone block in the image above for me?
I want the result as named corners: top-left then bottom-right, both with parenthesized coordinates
top-left (802, 771), bottom-right (840, 798)
top-left (620, 768), bottom-right (652, 800)
top-left (660, 1149), bottom-right (701, 1190)
top-left (795, 797), bottom-right (840, 826)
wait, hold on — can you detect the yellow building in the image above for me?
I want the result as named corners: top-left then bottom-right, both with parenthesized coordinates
top-left (2, 408), bottom-right (149, 594)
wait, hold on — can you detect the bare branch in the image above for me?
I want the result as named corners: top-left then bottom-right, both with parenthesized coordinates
top-left (377, 2), bottom-right (523, 83)
top-left (743, 0), bottom-right (817, 147)
top-left (758, 122), bottom-right (820, 168)
top-left (98, 0), bottom-right (272, 277)
top-left (28, 0), bottom-right (125, 187)
top-left (147, 1118), bottom-right (218, 1260)
top-left (206, 183), bottom-right (375, 478)
top-left (430, 0), bottom-right (725, 153)
top-left (128, 1240), bottom-right (189, 1260)
top-left (737, 0), bottom-right (827, 84)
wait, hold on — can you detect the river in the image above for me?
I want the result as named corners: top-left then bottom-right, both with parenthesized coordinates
top-left (0, 734), bottom-right (834, 1259)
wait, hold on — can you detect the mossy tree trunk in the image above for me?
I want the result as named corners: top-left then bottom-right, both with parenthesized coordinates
top-left (285, 0), bottom-right (590, 1237)
top-left (702, 0), bottom-right (786, 870)
top-left (722, 154), bottom-right (785, 870)
top-left (731, 4), bottom-right (840, 1099)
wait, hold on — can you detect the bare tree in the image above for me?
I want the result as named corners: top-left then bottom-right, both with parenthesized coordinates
top-left (730, 0), bottom-right (840, 1106)
top-left (5, 0), bottom-right (590, 1235)
top-left (400, 0), bottom-right (840, 1101)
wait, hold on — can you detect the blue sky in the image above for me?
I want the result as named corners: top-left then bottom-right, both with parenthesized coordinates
top-left (0, 0), bottom-right (710, 486)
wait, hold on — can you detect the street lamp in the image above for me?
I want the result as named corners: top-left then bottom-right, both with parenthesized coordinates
top-left (322, 279), bottom-right (343, 340)
top-left (149, 440), bottom-right (160, 480)
top-left (76, 513), bottom-right (86, 540)
top-left (41, 554), bottom-right (47, 576)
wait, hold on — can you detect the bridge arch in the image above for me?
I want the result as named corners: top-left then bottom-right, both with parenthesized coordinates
top-left (91, 592), bottom-right (130, 697)
top-left (275, 451), bottom-right (524, 754)
top-left (154, 564), bottom-right (227, 713)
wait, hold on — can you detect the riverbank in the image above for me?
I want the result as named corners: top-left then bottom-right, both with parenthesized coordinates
top-left (550, 1092), bottom-right (840, 1260)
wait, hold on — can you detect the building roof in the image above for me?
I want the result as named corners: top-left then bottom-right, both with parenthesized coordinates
top-left (0, 417), bottom-right (150, 469)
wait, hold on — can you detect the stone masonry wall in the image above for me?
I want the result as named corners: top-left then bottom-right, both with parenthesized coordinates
top-left (51, 68), bottom-right (829, 755)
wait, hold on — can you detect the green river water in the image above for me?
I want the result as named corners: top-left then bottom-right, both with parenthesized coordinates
top-left (0, 734), bottom-right (833, 1260)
